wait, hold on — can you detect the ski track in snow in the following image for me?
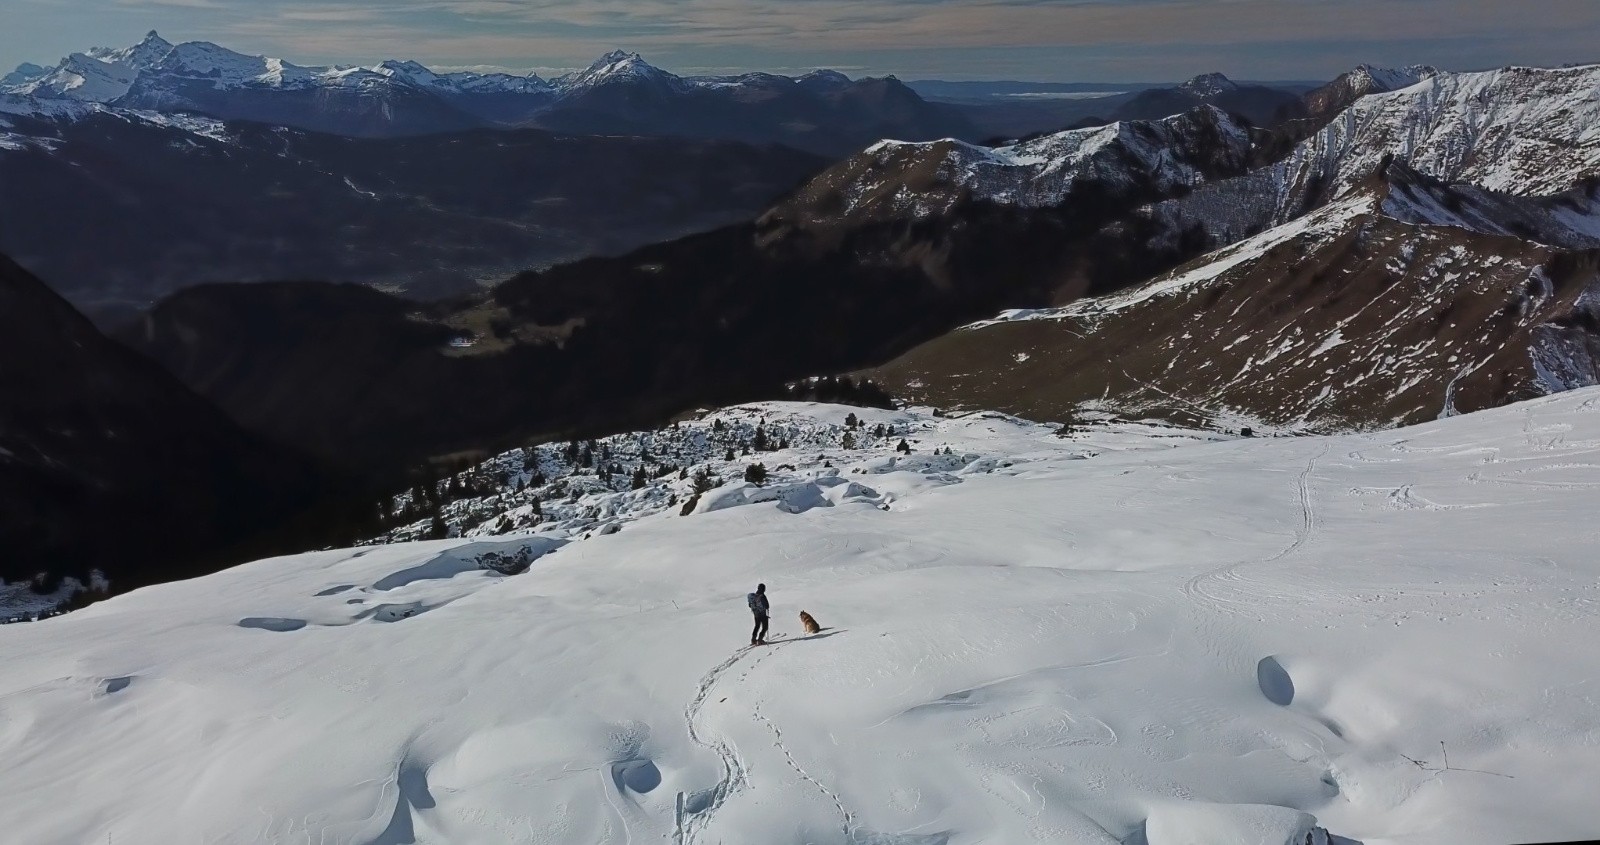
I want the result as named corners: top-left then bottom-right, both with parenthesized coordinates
top-left (677, 647), bottom-right (756, 845)
top-left (1181, 444), bottom-right (1327, 615)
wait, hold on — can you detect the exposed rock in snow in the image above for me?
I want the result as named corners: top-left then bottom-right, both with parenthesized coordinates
top-left (871, 162), bottom-right (1600, 433)
top-left (772, 105), bottom-right (1253, 225)
top-left (1177, 71), bottom-right (1238, 99)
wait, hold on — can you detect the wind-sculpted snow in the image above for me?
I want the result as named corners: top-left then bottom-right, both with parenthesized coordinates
top-left (5, 395), bottom-right (1600, 843)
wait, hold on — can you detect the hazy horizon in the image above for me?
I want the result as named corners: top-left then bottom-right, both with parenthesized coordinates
top-left (5, 0), bottom-right (1599, 85)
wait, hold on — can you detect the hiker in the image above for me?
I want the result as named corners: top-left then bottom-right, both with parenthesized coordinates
top-left (748, 583), bottom-right (770, 645)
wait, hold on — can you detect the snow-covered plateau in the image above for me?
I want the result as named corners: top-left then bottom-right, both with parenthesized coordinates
top-left (4, 395), bottom-right (1599, 844)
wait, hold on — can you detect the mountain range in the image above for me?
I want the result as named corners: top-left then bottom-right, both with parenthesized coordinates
top-left (3, 32), bottom-right (973, 155)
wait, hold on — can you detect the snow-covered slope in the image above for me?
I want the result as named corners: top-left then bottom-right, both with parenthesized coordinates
top-left (4, 395), bottom-right (1599, 844)
top-left (12, 31), bottom-right (173, 101)
top-left (1301, 64), bottom-right (1439, 124)
top-left (1295, 64), bottom-right (1600, 196)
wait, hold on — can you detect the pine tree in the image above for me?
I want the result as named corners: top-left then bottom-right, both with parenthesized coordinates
top-left (530, 496), bottom-right (542, 516)
top-left (873, 423), bottom-right (886, 439)
top-left (753, 425), bottom-right (769, 452)
top-left (632, 465), bottom-right (648, 490)
top-left (842, 431), bottom-right (857, 449)
top-left (897, 439), bottom-right (912, 454)
top-left (725, 447), bottom-right (736, 461)
top-left (744, 463), bottom-right (768, 484)
top-left (694, 469), bottom-right (715, 494)
top-left (679, 467), bottom-right (689, 481)
top-left (845, 412), bottom-right (859, 429)
top-left (428, 515), bottom-right (449, 539)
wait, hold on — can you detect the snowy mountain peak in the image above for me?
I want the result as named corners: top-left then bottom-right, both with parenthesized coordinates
top-left (563, 49), bottom-right (679, 89)
top-left (87, 30), bottom-right (174, 68)
top-left (1180, 72), bottom-right (1238, 98)
top-left (155, 40), bottom-right (264, 78)
top-left (1348, 63), bottom-right (1439, 93)
top-left (372, 59), bottom-right (451, 88)
top-left (798, 69), bottom-right (851, 86)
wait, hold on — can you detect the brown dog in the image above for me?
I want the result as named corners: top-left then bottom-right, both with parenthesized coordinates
top-left (798, 610), bottom-right (821, 635)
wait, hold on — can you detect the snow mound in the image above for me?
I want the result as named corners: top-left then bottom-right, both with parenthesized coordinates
top-left (694, 474), bottom-right (888, 515)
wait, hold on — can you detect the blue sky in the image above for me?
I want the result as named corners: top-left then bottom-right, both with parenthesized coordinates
top-left (6, 0), bottom-right (1599, 82)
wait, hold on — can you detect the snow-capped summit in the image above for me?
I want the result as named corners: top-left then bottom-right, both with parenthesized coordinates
top-left (147, 39), bottom-right (312, 87)
top-left (9, 31), bottom-right (176, 101)
top-left (1301, 63), bottom-right (1443, 126)
top-left (10, 52), bottom-right (140, 101)
top-left (371, 58), bottom-right (453, 89)
top-left (1347, 63), bottom-right (1439, 93)
top-left (1178, 71), bottom-right (1238, 98)
top-left (557, 50), bottom-right (681, 91)
top-left (798, 69), bottom-right (851, 86)
top-left (86, 30), bottom-right (174, 69)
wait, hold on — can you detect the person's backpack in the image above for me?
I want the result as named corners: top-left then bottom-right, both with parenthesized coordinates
top-left (747, 592), bottom-right (765, 613)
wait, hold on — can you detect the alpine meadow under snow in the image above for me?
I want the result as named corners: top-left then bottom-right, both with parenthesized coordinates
top-left (3, 395), bottom-right (1599, 844)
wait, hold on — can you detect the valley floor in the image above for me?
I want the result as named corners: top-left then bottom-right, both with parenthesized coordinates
top-left (3, 395), bottom-right (1599, 844)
